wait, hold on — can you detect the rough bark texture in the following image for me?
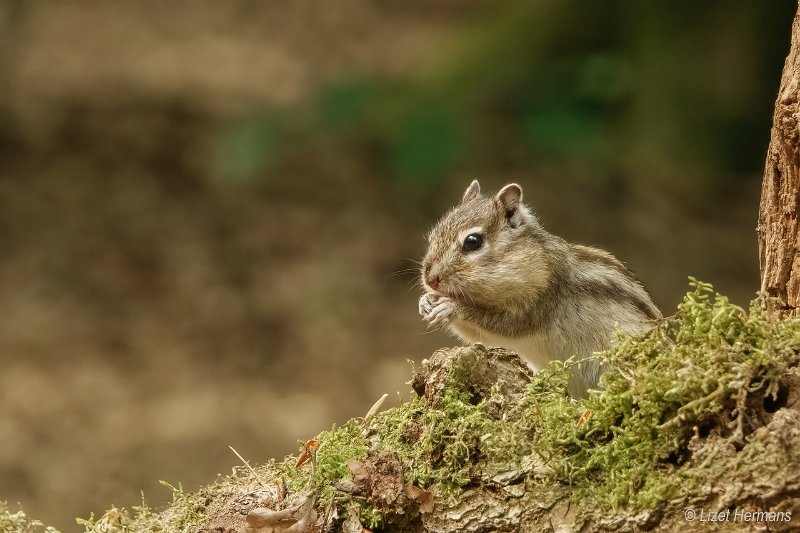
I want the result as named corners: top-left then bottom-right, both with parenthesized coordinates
top-left (759, 2), bottom-right (800, 311)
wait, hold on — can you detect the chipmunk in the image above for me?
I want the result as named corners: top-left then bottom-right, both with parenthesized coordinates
top-left (418, 180), bottom-right (661, 397)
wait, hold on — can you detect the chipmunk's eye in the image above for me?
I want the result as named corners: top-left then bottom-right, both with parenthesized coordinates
top-left (462, 233), bottom-right (483, 253)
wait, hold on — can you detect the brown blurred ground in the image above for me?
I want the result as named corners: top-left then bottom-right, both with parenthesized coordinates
top-left (0, 1), bottom-right (787, 531)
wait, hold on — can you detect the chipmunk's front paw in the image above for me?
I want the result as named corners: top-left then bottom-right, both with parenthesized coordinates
top-left (419, 293), bottom-right (456, 328)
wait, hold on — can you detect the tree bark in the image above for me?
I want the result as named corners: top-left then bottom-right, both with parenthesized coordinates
top-left (758, 1), bottom-right (800, 311)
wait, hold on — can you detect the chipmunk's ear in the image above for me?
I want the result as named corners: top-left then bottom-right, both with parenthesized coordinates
top-left (462, 180), bottom-right (481, 203)
top-left (496, 183), bottom-right (524, 227)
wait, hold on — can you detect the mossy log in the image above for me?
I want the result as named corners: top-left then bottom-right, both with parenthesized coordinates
top-left (67, 284), bottom-right (800, 533)
top-left (2, 285), bottom-right (797, 532)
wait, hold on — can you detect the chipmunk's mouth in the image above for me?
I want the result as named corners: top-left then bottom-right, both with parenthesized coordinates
top-left (422, 270), bottom-right (460, 301)
top-left (424, 284), bottom-right (445, 297)
top-left (427, 285), bottom-right (459, 301)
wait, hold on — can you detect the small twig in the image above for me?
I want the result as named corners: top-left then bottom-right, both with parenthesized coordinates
top-left (363, 393), bottom-right (389, 427)
top-left (229, 445), bottom-right (273, 495)
top-left (277, 477), bottom-right (287, 503)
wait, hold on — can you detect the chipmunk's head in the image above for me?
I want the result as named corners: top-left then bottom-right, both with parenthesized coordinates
top-left (421, 180), bottom-right (552, 305)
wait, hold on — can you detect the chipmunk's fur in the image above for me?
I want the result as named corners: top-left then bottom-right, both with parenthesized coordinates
top-left (419, 180), bottom-right (661, 397)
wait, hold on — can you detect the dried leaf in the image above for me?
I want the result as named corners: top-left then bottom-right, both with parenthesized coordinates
top-left (404, 483), bottom-right (434, 514)
top-left (346, 459), bottom-right (369, 485)
top-left (576, 408), bottom-right (591, 429)
top-left (247, 493), bottom-right (317, 533)
top-left (295, 439), bottom-right (319, 468)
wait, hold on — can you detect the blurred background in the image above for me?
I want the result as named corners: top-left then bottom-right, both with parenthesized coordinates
top-left (0, 0), bottom-right (794, 530)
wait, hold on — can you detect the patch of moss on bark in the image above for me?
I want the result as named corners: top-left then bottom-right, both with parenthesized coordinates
top-left (529, 279), bottom-right (800, 516)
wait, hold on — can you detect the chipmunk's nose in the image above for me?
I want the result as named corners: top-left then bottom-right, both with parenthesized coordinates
top-left (426, 275), bottom-right (441, 291)
top-left (423, 263), bottom-right (441, 289)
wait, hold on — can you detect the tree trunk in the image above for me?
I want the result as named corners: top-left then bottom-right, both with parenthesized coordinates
top-left (759, 1), bottom-right (800, 312)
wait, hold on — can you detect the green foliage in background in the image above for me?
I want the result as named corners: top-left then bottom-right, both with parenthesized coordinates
top-left (210, 1), bottom-right (793, 194)
top-left (388, 103), bottom-right (464, 183)
top-left (211, 111), bottom-right (280, 186)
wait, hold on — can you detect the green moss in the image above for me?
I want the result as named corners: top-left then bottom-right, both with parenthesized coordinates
top-left (530, 278), bottom-right (800, 513)
top-left (277, 419), bottom-right (369, 501)
top-left (76, 481), bottom-right (215, 533)
top-left (359, 504), bottom-right (385, 530)
top-left (0, 502), bottom-right (60, 533)
top-left (374, 366), bottom-right (531, 498)
top-left (75, 507), bottom-right (132, 533)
